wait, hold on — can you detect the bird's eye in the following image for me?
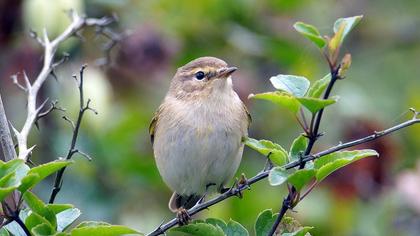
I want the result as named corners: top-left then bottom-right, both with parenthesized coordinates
top-left (195, 71), bottom-right (205, 80)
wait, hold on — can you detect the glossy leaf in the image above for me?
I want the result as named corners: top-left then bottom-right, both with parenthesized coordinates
top-left (333, 15), bottom-right (363, 42)
top-left (249, 92), bottom-right (300, 113)
top-left (287, 169), bottom-right (316, 191)
top-left (329, 22), bottom-right (346, 52)
top-left (282, 226), bottom-right (313, 236)
top-left (25, 212), bottom-right (54, 233)
top-left (289, 135), bottom-right (308, 162)
top-left (293, 22), bottom-right (326, 48)
top-left (270, 75), bottom-right (310, 97)
top-left (71, 221), bottom-right (142, 236)
top-left (307, 74), bottom-right (331, 98)
top-left (0, 159), bottom-right (30, 201)
top-left (19, 160), bottom-right (72, 193)
top-left (314, 149), bottom-right (378, 182)
top-left (31, 223), bottom-right (55, 236)
top-left (245, 138), bottom-right (288, 166)
top-left (268, 167), bottom-right (289, 186)
top-left (46, 204), bottom-right (74, 215)
top-left (296, 96), bottom-right (337, 114)
top-left (169, 222), bottom-right (225, 236)
top-left (224, 220), bottom-right (249, 236)
top-left (204, 218), bottom-right (248, 236)
top-left (255, 209), bottom-right (278, 236)
top-left (0, 228), bottom-right (10, 236)
top-left (57, 208), bottom-right (81, 232)
top-left (23, 191), bottom-right (57, 229)
top-left (269, 168), bottom-right (315, 191)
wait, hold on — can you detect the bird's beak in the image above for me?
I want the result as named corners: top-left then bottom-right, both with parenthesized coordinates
top-left (217, 67), bottom-right (237, 78)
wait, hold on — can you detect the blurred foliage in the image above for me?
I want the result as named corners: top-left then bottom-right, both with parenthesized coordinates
top-left (0, 0), bottom-right (420, 235)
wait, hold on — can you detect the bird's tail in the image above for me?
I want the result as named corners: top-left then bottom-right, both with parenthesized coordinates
top-left (169, 192), bottom-right (202, 212)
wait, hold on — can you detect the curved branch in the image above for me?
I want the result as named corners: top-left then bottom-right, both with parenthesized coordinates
top-left (148, 114), bottom-right (420, 235)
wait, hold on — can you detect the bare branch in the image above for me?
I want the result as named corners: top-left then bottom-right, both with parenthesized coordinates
top-left (13, 11), bottom-right (114, 161)
top-left (35, 100), bottom-right (66, 129)
top-left (49, 64), bottom-right (94, 204)
top-left (29, 29), bottom-right (45, 46)
top-left (10, 74), bottom-right (27, 92)
top-left (62, 116), bottom-right (75, 131)
top-left (147, 114), bottom-right (420, 235)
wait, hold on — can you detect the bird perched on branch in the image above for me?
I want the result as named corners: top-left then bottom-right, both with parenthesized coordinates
top-left (150, 57), bottom-right (250, 224)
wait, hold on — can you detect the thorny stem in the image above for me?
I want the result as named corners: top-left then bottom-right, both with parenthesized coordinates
top-left (147, 112), bottom-right (420, 235)
top-left (48, 65), bottom-right (94, 204)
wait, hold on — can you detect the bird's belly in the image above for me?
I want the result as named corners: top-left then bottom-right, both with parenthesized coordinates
top-left (154, 123), bottom-right (243, 196)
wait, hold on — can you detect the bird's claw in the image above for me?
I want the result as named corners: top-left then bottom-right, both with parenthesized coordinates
top-left (220, 173), bottom-right (250, 198)
top-left (176, 208), bottom-right (191, 226)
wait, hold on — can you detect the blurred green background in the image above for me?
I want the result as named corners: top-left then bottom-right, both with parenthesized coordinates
top-left (1, 0), bottom-right (420, 235)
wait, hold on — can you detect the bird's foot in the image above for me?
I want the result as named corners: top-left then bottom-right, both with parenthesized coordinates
top-left (220, 173), bottom-right (250, 198)
top-left (176, 207), bottom-right (191, 226)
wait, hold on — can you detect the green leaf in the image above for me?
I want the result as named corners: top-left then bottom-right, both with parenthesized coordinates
top-left (268, 167), bottom-right (290, 186)
top-left (205, 218), bottom-right (228, 232)
top-left (19, 160), bottom-right (72, 193)
top-left (23, 191), bottom-right (57, 229)
top-left (293, 22), bottom-right (326, 48)
top-left (245, 138), bottom-right (288, 166)
top-left (287, 169), bottom-right (316, 191)
top-left (269, 168), bottom-right (315, 190)
top-left (25, 212), bottom-right (54, 233)
top-left (314, 149), bottom-right (378, 182)
top-left (255, 209), bottom-right (278, 236)
top-left (56, 208), bottom-right (81, 232)
top-left (329, 22), bottom-right (346, 52)
top-left (289, 135), bottom-right (308, 163)
top-left (281, 226), bottom-right (313, 236)
top-left (0, 159), bottom-right (30, 201)
top-left (71, 221), bottom-right (141, 236)
top-left (307, 74), bottom-right (331, 98)
top-left (224, 220), bottom-right (248, 236)
top-left (270, 75), bottom-right (310, 97)
top-left (46, 204), bottom-right (74, 215)
top-left (0, 228), bottom-right (10, 236)
top-left (249, 91), bottom-right (300, 114)
top-left (169, 223), bottom-right (225, 236)
top-left (333, 15), bottom-right (363, 43)
top-left (31, 223), bottom-right (55, 236)
top-left (296, 96), bottom-right (337, 114)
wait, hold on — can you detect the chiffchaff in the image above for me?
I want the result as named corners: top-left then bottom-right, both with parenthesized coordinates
top-left (150, 57), bottom-right (250, 223)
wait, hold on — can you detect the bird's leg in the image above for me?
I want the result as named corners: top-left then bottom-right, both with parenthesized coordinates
top-left (196, 183), bottom-right (216, 205)
top-left (219, 173), bottom-right (250, 198)
top-left (176, 207), bottom-right (190, 226)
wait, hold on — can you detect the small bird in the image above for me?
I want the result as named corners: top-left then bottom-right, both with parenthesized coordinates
top-left (149, 57), bottom-right (250, 223)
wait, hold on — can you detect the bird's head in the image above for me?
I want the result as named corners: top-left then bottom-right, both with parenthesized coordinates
top-left (168, 57), bottom-right (237, 100)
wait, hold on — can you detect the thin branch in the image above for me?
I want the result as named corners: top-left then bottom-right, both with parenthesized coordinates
top-left (12, 214), bottom-right (31, 236)
top-left (268, 64), bottom-right (341, 235)
top-left (49, 65), bottom-right (95, 204)
top-left (13, 10), bottom-right (114, 161)
top-left (147, 113), bottom-right (420, 235)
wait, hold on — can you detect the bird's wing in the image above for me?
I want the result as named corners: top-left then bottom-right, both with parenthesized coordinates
top-left (242, 101), bottom-right (252, 129)
top-left (149, 106), bottom-right (163, 145)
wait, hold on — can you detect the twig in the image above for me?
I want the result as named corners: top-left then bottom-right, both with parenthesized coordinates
top-left (147, 113), bottom-right (420, 235)
top-left (10, 10), bottom-right (114, 161)
top-left (268, 64), bottom-right (341, 235)
top-left (49, 65), bottom-right (95, 204)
